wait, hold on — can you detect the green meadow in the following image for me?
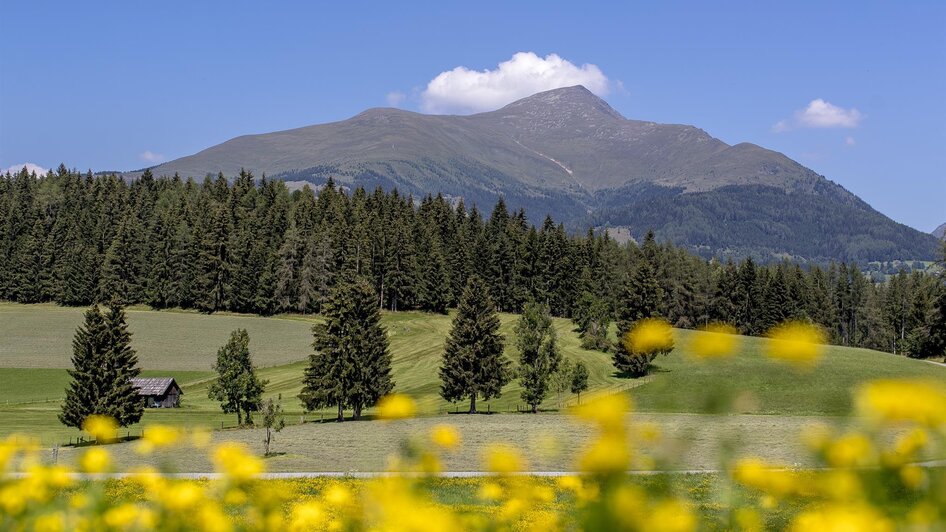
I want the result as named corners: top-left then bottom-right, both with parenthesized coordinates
top-left (2, 301), bottom-right (945, 464)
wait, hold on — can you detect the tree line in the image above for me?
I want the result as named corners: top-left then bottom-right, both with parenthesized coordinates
top-left (2, 165), bottom-right (944, 359)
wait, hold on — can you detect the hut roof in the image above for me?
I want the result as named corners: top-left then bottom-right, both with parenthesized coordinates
top-left (130, 377), bottom-right (180, 396)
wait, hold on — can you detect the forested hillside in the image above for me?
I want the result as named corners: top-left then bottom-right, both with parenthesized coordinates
top-left (1, 165), bottom-right (943, 356)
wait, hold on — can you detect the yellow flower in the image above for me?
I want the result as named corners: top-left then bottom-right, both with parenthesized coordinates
top-left (136, 424), bottom-right (181, 454)
top-left (734, 507), bottom-right (763, 532)
top-left (198, 503), bottom-right (233, 532)
top-left (765, 321), bottom-right (825, 368)
top-left (0, 484), bottom-right (26, 515)
top-left (103, 503), bottom-right (141, 529)
top-left (79, 447), bottom-right (111, 473)
top-left (571, 393), bottom-right (632, 434)
top-left (213, 442), bottom-right (264, 481)
top-left (289, 502), bottom-right (326, 532)
top-left (430, 424), bottom-right (461, 450)
top-left (161, 481), bottom-right (203, 510)
top-left (623, 318), bottom-right (674, 354)
top-left (33, 512), bottom-right (65, 532)
top-left (855, 379), bottom-right (946, 428)
top-left (789, 504), bottom-right (893, 532)
top-left (477, 481), bottom-right (503, 501)
top-left (578, 434), bottom-right (629, 474)
top-left (826, 433), bottom-right (874, 468)
top-left (732, 458), bottom-right (801, 498)
top-left (900, 464), bottom-right (925, 490)
top-left (650, 499), bottom-right (697, 532)
top-left (82, 415), bottom-right (117, 441)
top-left (690, 323), bottom-right (739, 359)
top-left (377, 394), bottom-right (417, 420)
top-left (323, 483), bottom-right (353, 506)
top-left (484, 443), bottom-right (525, 474)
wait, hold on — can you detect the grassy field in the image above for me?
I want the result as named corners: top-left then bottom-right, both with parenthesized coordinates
top-left (2, 301), bottom-right (946, 457)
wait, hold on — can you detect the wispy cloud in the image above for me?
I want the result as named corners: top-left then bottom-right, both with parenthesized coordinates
top-left (773, 99), bottom-right (863, 132)
top-left (386, 91), bottom-right (406, 107)
top-left (2, 162), bottom-right (48, 175)
top-left (140, 150), bottom-right (165, 163)
top-left (420, 52), bottom-right (611, 114)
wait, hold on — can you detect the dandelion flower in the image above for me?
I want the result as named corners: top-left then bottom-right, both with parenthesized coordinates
top-left (430, 424), bottom-right (461, 450)
top-left (690, 323), bottom-right (739, 359)
top-left (765, 321), bottom-right (825, 368)
top-left (623, 318), bottom-right (674, 355)
top-left (377, 394), bottom-right (417, 420)
top-left (82, 415), bottom-right (117, 442)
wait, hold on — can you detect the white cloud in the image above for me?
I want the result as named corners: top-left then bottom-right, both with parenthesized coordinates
top-left (140, 150), bottom-right (165, 163)
top-left (2, 162), bottom-right (48, 175)
top-left (420, 52), bottom-right (611, 114)
top-left (773, 99), bottom-right (863, 132)
top-left (386, 91), bottom-right (406, 107)
top-left (845, 136), bottom-right (856, 146)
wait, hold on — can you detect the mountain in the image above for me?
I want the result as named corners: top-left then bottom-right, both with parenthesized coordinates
top-left (934, 223), bottom-right (946, 240)
top-left (137, 86), bottom-right (940, 263)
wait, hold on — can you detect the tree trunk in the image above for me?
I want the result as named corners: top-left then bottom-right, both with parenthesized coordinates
top-left (264, 427), bottom-right (271, 456)
top-left (353, 404), bottom-right (362, 420)
top-left (531, 403), bottom-right (537, 414)
top-left (469, 394), bottom-right (477, 414)
top-left (337, 403), bottom-right (344, 422)
top-left (237, 410), bottom-right (243, 426)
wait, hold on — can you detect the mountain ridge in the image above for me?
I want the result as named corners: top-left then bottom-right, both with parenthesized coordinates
top-left (134, 85), bottom-right (939, 263)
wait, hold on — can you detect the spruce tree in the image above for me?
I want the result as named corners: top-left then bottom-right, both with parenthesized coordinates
top-left (516, 301), bottom-right (562, 413)
top-left (99, 304), bottom-right (144, 426)
top-left (300, 276), bottom-right (394, 421)
top-left (208, 329), bottom-right (267, 425)
top-left (439, 275), bottom-right (510, 413)
top-left (60, 306), bottom-right (109, 429)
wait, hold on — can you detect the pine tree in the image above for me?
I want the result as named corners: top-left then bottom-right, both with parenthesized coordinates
top-left (99, 304), bottom-right (144, 426)
top-left (300, 276), bottom-right (394, 421)
top-left (516, 301), bottom-right (562, 413)
top-left (98, 213), bottom-right (145, 305)
top-left (198, 205), bottom-right (230, 312)
top-left (208, 329), bottom-right (267, 425)
top-left (439, 275), bottom-right (510, 413)
top-left (59, 306), bottom-right (109, 429)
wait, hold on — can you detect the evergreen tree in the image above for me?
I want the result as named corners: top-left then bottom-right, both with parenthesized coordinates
top-left (59, 306), bottom-right (109, 429)
top-left (300, 276), bottom-right (394, 420)
top-left (208, 329), bottom-right (267, 425)
top-left (516, 301), bottom-right (562, 413)
top-left (59, 304), bottom-right (143, 429)
top-left (99, 304), bottom-right (144, 426)
top-left (439, 275), bottom-right (510, 413)
top-left (98, 213), bottom-right (145, 304)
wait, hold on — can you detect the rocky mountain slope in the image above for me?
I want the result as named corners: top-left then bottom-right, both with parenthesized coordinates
top-left (137, 86), bottom-right (940, 262)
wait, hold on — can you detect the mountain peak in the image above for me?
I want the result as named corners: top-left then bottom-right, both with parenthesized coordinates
top-left (488, 85), bottom-right (624, 121)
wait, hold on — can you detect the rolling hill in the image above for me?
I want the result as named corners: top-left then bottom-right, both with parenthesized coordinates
top-left (134, 86), bottom-right (940, 263)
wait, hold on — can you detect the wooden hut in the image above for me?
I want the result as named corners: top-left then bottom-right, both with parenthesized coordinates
top-left (130, 377), bottom-right (182, 408)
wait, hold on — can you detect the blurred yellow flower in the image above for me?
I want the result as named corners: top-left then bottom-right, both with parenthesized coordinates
top-left (855, 379), bottom-right (946, 428)
top-left (765, 321), bottom-right (826, 368)
top-left (799, 422), bottom-right (834, 451)
top-left (651, 499), bottom-right (697, 532)
top-left (79, 447), bottom-right (111, 474)
top-left (213, 443), bottom-right (264, 481)
top-left (82, 415), bottom-right (117, 441)
top-left (789, 504), bottom-right (893, 532)
top-left (623, 318), bottom-right (674, 354)
top-left (732, 458), bottom-right (801, 498)
top-left (377, 394), bottom-right (417, 420)
top-left (571, 393), bottom-right (632, 434)
top-left (477, 481), bottom-right (503, 501)
top-left (136, 425), bottom-right (181, 455)
top-left (103, 503), bottom-right (142, 529)
top-left (430, 424), bottom-right (461, 450)
top-left (484, 443), bottom-right (525, 474)
top-left (690, 323), bottom-right (739, 359)
top-left (289, 501), bottom-right (326, 532)
top-left (161, 481), bottom-right (203, 510)
top-left (578, 435), bottom-right (629, 474)
top-left (826, 433), bottom-right (874, 468)
top-left (191, 427), bottom-right (213, 448)
top-left (33, 512), bottom-right (65, 532)
top-left (323, 483), bottom-right (353, 506)
top-left (900, 465), bottom-right (926, 490)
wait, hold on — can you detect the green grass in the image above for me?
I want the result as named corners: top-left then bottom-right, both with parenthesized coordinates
top-left (2, 301), bottom-right (946, 450)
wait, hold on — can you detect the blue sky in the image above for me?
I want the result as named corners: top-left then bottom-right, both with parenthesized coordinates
top-left (1, 1), bottom-right (943, 231)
